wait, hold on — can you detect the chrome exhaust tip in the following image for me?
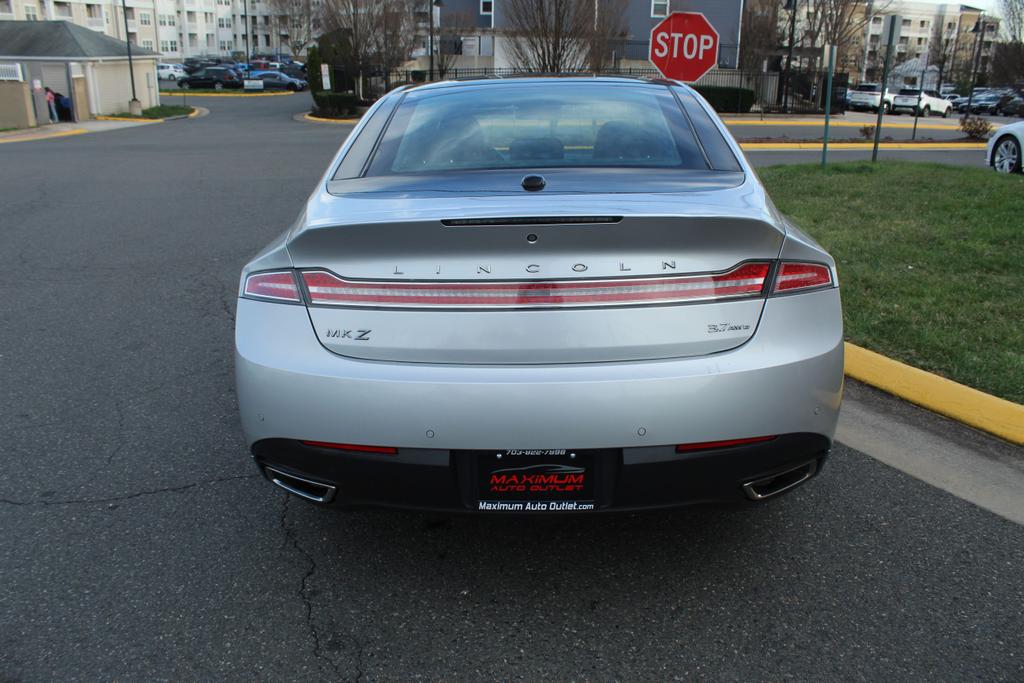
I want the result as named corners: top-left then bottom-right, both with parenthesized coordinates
top-left (264, 466), bottom-right (337, 504)
top-left (742, 460), bottom-right (818, 501)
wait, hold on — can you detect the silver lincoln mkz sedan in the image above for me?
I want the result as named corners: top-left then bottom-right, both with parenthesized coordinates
top-left (235, 77), bottom-right (844, 512)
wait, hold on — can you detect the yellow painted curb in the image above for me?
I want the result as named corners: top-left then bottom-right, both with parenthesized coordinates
top-left (188, 107), bottom-right (201, 118)
top-left (0, 128), bottom-right (88, 144)
top-left (160, 90), bottom-right (294, 97)
top-left (741, 141), bottom-right (987, 151)
top-left (844, 342), bottom-right (1024, 445)
top-left (724, 118), bottom-right (963, 131)
top-left (303, 112), bottom-right (360, 124)
top-left (95, 115), bottom-right (163, 122)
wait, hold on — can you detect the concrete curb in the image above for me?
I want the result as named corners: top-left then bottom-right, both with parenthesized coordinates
top-left (844, 342), bottom-right (1024, 445)
top-left (94, 115), bottom-right (164, 122)
top-left (160, 90), bottom-right (295, 97)
top-left (741, 141), bottom-right (987, 151)
top-left (303, 112), bottom-right (360, 124)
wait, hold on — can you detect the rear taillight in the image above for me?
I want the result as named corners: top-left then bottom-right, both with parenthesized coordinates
top-left (301, 262), bottom-right (771, 308)
top-left (243, 270), bottom-right (302, 302)
top-left (676, 435), bottom-right (777, 452)
top-left (772, 262), bottom-right (833, 293)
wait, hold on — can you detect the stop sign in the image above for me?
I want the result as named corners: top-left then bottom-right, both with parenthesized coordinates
top-left (649, 12), bottom-right (719, 83)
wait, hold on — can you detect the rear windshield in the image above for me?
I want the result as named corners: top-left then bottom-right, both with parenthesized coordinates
top-left (899, 89), bottom-right (920, 96)
top-left (855, 84), bottom-right (881, 92)
top-left (357, 83), bottom-right (734, 177)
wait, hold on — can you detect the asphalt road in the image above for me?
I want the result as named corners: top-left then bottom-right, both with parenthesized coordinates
top-left (2, 93), bottom-right (1022, 681)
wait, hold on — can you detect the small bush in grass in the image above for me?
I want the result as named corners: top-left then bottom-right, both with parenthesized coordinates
top-left (306, 46), bottom-right (323, 93)
top-left (959, 115), bottom-right (993, 140)
top-left (859, 124), bottom-right (875, 140)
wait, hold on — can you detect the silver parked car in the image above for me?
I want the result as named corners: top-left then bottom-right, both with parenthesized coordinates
top-left (235, 77), bottom-right (844, 513)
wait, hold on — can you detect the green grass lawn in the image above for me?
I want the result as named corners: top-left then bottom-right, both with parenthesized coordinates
top-left (112, 105), bottom-right (193, 119)
top-left (759, 161), bottom-right (1024, 404)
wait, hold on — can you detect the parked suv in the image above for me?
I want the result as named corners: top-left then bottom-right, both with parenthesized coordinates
top-left (847, 83), bottom-right (894, 113)
top-left (892, 89), bottom-right (954, 117)
top-left (178, 67), bottom-right (243, 90)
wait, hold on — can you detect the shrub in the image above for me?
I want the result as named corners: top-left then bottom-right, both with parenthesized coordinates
top-left (960, 115), bottom-right (993, 140)
top-left (693, 86), bottom-right (755, 113)
top-left (306, 46), bottom-right (323, 93)
top-left (312, 91), bottom-right (359, 117)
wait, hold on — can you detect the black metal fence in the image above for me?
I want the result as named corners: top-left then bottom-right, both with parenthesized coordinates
top-left (327, 65), bottom-right (849, 115)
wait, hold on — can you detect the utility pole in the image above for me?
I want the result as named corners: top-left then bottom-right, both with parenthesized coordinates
top-left (872, 14), bottom-right (898, 163)
top-left (121, 0), bottom-right (141, 114)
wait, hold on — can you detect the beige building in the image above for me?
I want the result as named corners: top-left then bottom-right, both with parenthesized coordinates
top-left (0, 0), bottom-right (313, 60)
top-left (0, 19), bottom-right (159, 128)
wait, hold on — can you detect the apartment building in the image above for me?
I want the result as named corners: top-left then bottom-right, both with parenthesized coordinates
top-left (413, 0), bottom-right (744, 71)
top-left (0, 0), bottom-right (308, 60)
top-left (859, 2), bottom-right (998, 82)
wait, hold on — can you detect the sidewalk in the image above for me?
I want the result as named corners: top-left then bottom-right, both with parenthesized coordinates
top-left (0, 118), bottom-right (158, 144)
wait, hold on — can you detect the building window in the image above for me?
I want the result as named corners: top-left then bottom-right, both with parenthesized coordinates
top-left (140, 11), bottom-right (150, 24)
top-left (872, 16), bottom-right (882, 24)
top-left (480, 0), bottom-right (492, 15)
top-left (0, 0), bottom-right (11, 14)
top-left (651, 0), bottom-right (668, 18)
top-left (917, 37), bottom-right (925, 45)
top-left (920, 20), bottom-right (927, 28)
top-left (54, 1), bottom-right (71, 16)
top-left (142, 39), bottom-right (153, 49)
top-left (901, 18), bottom-right (910, 27)
top-left (24, 3), bottom-right (38, 19)
top-left (946, 21), bottom-right (954, 30)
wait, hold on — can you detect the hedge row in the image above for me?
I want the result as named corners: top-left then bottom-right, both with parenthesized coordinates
top-left (692, 86), bottom-right (755, 114)
top-left (311, 91), bottom-right (361, 117)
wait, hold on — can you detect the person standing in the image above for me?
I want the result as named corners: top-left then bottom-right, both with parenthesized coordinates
top-left (44, 87), bottom-right (58, 123)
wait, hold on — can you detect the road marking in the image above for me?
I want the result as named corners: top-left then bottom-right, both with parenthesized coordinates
top-left (0, 128), bottom-right (88, 144)
top-left (94, 115), bottom-right (164, 122)
top-left (742, 141), bottom-right (986, 151)
top-left (837, 390), bottom-right (1024, 527)
top-left (845, 342), bottom-right (1024, 445)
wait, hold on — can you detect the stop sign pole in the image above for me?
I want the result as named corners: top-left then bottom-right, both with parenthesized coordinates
top-left (649, 12), bottom-right (720, 83)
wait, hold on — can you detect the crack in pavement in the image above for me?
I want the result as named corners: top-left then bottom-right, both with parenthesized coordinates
top-left (0, 473), bottom-right (259, 507)
top-left (279, 494), bottom-right (365, 682)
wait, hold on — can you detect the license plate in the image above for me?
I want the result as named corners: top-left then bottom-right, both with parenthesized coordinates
top-left (476, 450), bottom-right (595, 512)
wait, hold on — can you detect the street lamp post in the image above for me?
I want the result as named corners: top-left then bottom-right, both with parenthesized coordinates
top-left (428, 0), bottom-right (443, 80)
top-left (965, 15), bottom-right (986, 115)
top-left (782, 0), bottom-right (798, 113)
top-left (121, 0), bottom-right (141, 115)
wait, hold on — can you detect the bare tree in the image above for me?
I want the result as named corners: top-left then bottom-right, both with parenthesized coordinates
top-left (585, 0), bottom-right (628, 72)
top-left (320, 0), bottom-right (377, 77)
top-left (502, 0), bottom-right (590, 72)
top-left (371, 0), bottom-right (418, 87)
top-left (1001, 0), bottom-right (1024, 42)
top-left (802, 0), bottom-right (892, 75)
top-left (435, 10), bottom-right (476, 79)
top-left (266, 0), bottom-right (319, 56)
top-left (739, 0), bottom-right (781, 71)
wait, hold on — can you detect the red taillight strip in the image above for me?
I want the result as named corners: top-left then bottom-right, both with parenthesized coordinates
top-left (675, 435), bottom-right (777, 453)
top-left (243, 271), bottom-right (302, 302)
top-left (302, 263), bottom-right (770, 308)
top-left (301, 441), bottom-right (398, 454)
top-left (773, 263), bottom-right (833, 293)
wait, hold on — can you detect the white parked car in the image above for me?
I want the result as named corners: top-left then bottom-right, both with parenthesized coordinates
top-left (892, 89), bottom-right (954, 117)
top-left (988, 120), bottom-right (1024, 173)
top-left (848, 83), bottom-right (894, 113)
top-left (157, 63), bottom-right (185, 81)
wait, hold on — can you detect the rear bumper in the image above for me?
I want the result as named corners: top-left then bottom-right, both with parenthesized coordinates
top-left (252, 434), bottom-right (830, 512)
top-left (235, 287), bottom-right (843, 510)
